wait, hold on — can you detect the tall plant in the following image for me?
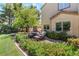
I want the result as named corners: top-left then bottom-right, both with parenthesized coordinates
top-left (0, 3), bottom-right (23, 25)
top-left (12, 5), bottom-right (39, 32)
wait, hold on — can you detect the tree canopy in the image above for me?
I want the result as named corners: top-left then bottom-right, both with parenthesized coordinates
top-left (0, 4), bottom-right (40, 32)
top-left (0, 3), bottom-right (23, 25)
top-left (12, 5), bottom-right (39, 29)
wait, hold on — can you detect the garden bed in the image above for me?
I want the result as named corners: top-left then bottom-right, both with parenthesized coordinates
top-left (15, 32), bottom-right (79, 56)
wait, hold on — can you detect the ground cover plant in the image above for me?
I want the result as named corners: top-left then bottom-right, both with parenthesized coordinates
top-left (67, 38), bottom-right (79, 46)
top-left (16, 32), bottom-right (79, 56)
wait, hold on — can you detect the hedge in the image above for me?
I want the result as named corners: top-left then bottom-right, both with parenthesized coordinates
top-left (46, 31), bottom-right (69, 41)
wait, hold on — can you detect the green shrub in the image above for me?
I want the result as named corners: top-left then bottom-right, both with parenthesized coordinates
top-left (25, 41), bottom-right (78, 56)
top-left (16, 33), bottom-right (79, 56)
top-left (0, 24), bottom-right (18, 34)
top-left (16, 32), bottom-right (27, 43)
top-left (67, 38), bottom-right (79, 46)
top-left (46, 31), bottom-right (68, 41)
top-left (42, 43), bottom-right (77, 56)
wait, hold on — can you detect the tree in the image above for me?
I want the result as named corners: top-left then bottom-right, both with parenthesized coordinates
top-left (0, 3), bottom-right (23, 25)
top-left (12, 3), bottom-right (23, 17)
top-left (12, 5), bottom-right (39, 32)
top-left (0, 3), bottom-right (14, 25)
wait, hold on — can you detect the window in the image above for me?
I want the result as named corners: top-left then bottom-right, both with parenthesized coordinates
top-left (56, 22), bottom-right (62, 31)
top-left (56, 21), bottom-right (70, 32)
top-left (58, 3), bottom-right (70, 11)
top-left (44, 25), bottom-right (49, 31)
top-left (63, 22), bottom-right (70, 31)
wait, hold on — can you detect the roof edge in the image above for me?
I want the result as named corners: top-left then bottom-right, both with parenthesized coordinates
top-left (41, 3), bottom-right (47, 10)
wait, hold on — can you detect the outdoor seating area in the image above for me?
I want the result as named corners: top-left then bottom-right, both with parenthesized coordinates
top-left (28, 31), bottom-right (45, 40)
top-left (28, 26), bottom-right (45, 40)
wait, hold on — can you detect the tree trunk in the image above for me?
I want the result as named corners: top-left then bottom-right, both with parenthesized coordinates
top-left (26, 27), bottom-right (27, 32)
top-left (9, 18), bottom-right (11, 25)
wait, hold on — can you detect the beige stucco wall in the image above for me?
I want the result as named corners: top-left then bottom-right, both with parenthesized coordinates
top-left (41, 3), bottom-right (79, 31)
top-left (41, 3), bottom-right (59, 30)
top-left (63, 3), bottom-right (79, 12)
top-left (41, 3), bottom-right (79, 36)
top-left (51, 13), bottom-right (79, 37)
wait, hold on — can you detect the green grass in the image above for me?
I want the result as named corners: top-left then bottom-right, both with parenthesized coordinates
top-left (0, 34), bottom-right (24, 56)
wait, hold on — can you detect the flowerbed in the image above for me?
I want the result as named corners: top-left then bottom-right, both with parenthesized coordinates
top-left (15, 32), bottom-right (79, 56)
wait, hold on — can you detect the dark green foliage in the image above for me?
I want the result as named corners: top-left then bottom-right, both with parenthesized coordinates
top-left (46, 31), bottom-right (68, 41)
top-left (0, 24), bottom-right (18, 34)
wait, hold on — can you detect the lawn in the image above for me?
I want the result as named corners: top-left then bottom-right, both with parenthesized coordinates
top-left (0, 34), bottom-right (24, 56)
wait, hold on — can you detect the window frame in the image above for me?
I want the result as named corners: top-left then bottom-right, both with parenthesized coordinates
top-left (56, 22), bottom-right (62, 31)
top-left (58, 3), bottom-right (71, 11)
top-left (56, 21), bottom-right (71, 32)
top-left (63, 21), bottom-right (71, 31)
top-left (44, 25), bottom-right (49, 31)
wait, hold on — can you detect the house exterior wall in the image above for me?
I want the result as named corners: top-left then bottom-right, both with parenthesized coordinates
top-left (41, 3), bottom-right (79, 36)
top-left (41, 3), bottom-right (79, 31)
top-left (41, 3), bottom-right (59, 30)
top-left (51, 13), bottom-right (79, 37)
